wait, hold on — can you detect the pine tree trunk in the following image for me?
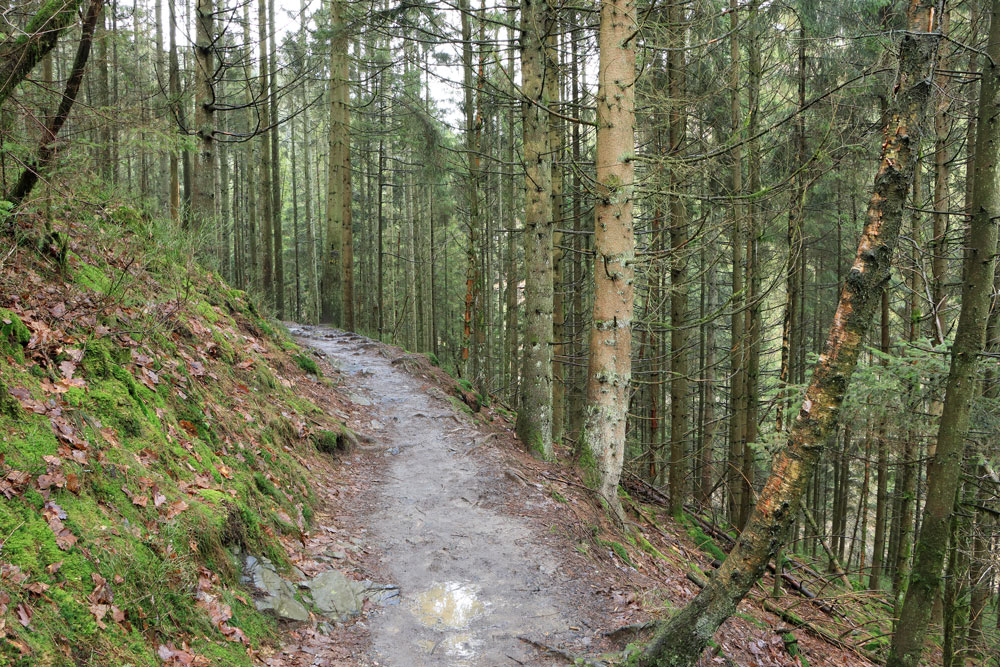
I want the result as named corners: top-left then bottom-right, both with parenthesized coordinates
top-left (269, 0), bottom-right (284, 317)
top-left (887, 3), bottom-right (1000, 662)
top-left (667, 0), bottom-right (687, 516)
top-left (726, 0), bottom-right (746, 528)
top-left (581, 0), bottom-right (636, 517)
top-left (516, 0), bottom-right (555, 458)
top-left (638, 3), bottom-right (941, 663)
top-left (460, 0), bottom-right (482, 381)
top-left (740, 6), bottom-right (762, 529)
top-left (322, 0), bottom-right (348, 324)
top-left (503, 13), bottom-right (519, 402)
top-left (191, 0), bottom-right (216, 225)
top-left (167, 0), bottom-right (182, 224)
top-left (778, 19), bottom-right (806, 434)
top-left (870, 292), bottom-right (891, 591)
top-left (549, 18), bottom-right (565, 446)
top-left (930, 8), bottom-right (951, 345)
top-left (300, 0), bottom-right (317, 322)
top-left (259, 0), bottom-right (274, 304)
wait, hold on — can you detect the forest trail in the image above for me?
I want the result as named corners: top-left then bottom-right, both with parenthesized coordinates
top-left (279, 326), bottom-right (596, 666)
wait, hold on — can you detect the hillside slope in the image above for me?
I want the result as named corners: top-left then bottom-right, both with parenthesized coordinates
top-left (0, 202), bottom-right (353, 665)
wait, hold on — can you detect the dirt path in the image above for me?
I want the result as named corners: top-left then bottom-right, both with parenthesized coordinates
top-left (283, 326), bottom-right (599, 666)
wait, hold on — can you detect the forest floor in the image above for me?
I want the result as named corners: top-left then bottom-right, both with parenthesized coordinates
top-left (261, 326), bottom-right (880, 667)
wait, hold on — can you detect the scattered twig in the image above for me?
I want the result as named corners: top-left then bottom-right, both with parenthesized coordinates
top-left (603, 620), bottom-right (656, 637)
top-left (516, 636), bottom-right (605, 666)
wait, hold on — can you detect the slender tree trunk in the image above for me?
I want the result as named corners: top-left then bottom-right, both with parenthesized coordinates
top-left (930, 8), bottom-right (952, 345)
top-left (339, 11), bottom-right (353, 330)
top-left (8, 0), bottom-right (102, 207)
top-left (699, 240), bottom-right (717, 505)
top-left (581, 0), bottom-right (636, 518)
top-left (460, 0), bottom-right (482, 381)
top-left (300, 0), bottom-right (317, 322)
top-left (259, 0), bottom-right (274, 304)
top-left (549, 18), bottom-right (565, 445)
top-left (291, 117), bottom-right (301, 319)
top-left (269, 0), bottom-right (284, 317)
top-left (154, 0), bottom-right (167, 207)
top-left (887, 3), bottom-right (1000, 662)
top-left (503, 12), bottom-right (519, 402)
top-left (778, 19), bottom-right (806, 434)
top-left (567, 9), bottom-right (586, 449)
top-left (740, 4), bottom-right (762, 529)
top-left (726, 0), bottom-right (746, 528)
top-left (638, 3), bottom-right (941, 662)
top-left (870, 292), bottom-right (891, 591)
top-left (668, 0), bottom-right (688, 516)
top-left (891, 158), bottom-right (926, 614)
top-left (168, 0), bottom-right (181, 225)
top-left (322, 0), bottom-right (348, 324)
top-left (191, 0), bottom-right (216, 226)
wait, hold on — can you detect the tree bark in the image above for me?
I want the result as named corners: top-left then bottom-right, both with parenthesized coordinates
top-left (168, 0), bottom-right (182, 225)
top-left (637, 3), bottom-right (941, 663)
top-left (887, 2), bottom-right (1000, 662)
top-left (269, 0), bottom-right (285, 318)
top-left (259, 0), bottom-right (274, 305)
top-left (667, 0), bottom-right (688, 517)
top-left (503, 9), bottom-right (519, 401)
top-left (516, 0), bottom-right (555, 458)
top-left (0, 0), bottom-right (83, 109)
top-left (9, 0), bottom-right (102, 207)
top-left (191, 0), bottom-right (216, 226)
top-left (322, 0), bottom-right (349, 324)
top-left (460, 0), bottom-right (482, 381)
top-left (725, 0), bottom-right (746, 528)
top-left (581, 0), bottom-right (636, 518)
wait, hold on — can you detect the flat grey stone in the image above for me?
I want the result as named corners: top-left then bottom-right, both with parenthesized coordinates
top-left (305, 570), bottom-right (367, 622)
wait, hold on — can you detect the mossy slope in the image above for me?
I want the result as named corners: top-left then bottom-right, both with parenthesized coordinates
top-left (0, 202), bottom-right (344, 665)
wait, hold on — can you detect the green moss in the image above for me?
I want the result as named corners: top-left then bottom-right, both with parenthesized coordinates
top-left (596, 536), bottom-right (635, 567)
top-left (576, 440), bottom-right (599, 489)
top-left (610, 541), bottom-right (634, 567)
top-left (680, 512), bottom-right (728, 562)
top-left (293, 353), bottom-right (320, 376)
top-left (224, 590), bottom-right (276, 644)
top-left (193, 300), bottom-right (219, 324)
top-left (636, 532), bottom-right (670, 562)
top-left (52, 587), bottom-right (98, 638)
top-left (0, 308), bottom-right (30, 361)
top-left (549, 487), bottom-right (568, 503)
top-left (1, 424), bottom-right (61, 469)
top-left (782, 632), bottom-right (807, 665)
top-left (253, 472), bottom-right (280, 500)
top-left (74, 260), bottom-right (112, 293)
top-left (736, 611), bottom-right (768, 628)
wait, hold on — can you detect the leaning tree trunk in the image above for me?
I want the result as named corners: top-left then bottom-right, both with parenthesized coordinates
top-left (0, 0), bottom-right (83, 108)
top-left (637, 2), bottom-right (942, 664)
top-left (8, 0), bottom-right (102, 206)
top-left (580, 0), bottom-right (636, 518)
top-left (886, 1), bottom-right (1000, 663)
